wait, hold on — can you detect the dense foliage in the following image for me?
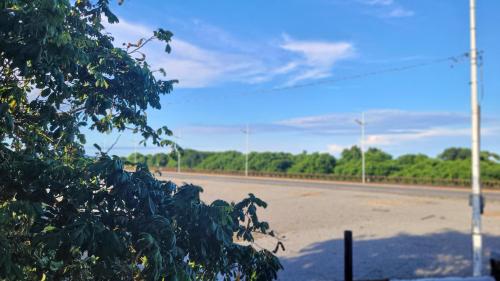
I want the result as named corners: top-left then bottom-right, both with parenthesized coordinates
top-left (126, 147), bottom-right (500, 181)
top-left (0, 1), bottom-right (281, 280)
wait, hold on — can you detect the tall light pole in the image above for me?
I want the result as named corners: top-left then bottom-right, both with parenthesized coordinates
top-left (242, 124), bottom-right (250, 177)
top-left (174, 142), bottom-right (181, 173)
top-left (355, 113), bottom-right (366, 184)
top-left (133, 129), bottom-right (139, 163)
top-left (469, 0), bottom-right (482, 276)
top-left (173, 133), bottom-right (182, 173)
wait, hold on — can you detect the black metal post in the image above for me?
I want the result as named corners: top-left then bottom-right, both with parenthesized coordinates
top-left (344, 230), bottom-right (353, 281)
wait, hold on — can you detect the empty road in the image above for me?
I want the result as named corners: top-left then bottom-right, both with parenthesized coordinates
top-left (162, 172), bottom-right (500, 280)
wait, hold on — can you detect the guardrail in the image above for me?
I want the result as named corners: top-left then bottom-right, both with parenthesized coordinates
top-left (145, 167), bottom-right (500, 189)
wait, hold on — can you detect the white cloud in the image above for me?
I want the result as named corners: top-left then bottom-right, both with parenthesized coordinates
top-left (277, 112), bottom-right (353, 129)
top-left (276, 110), bottom-right (475, 135)
top-left (365, 127), bottom-right (473, 146)
top-left (272, 62), bottom-right (300, 75)
top-left (104, 19), bottom-right (354, 88)
top-left (181, 125), bottom-right (242, 135)
top-left (105, 19), bottom-right (265, 88)
top-left (179, 110), bottom-right (500, 150)
top-left (386, 7), bottom-right (415, 18)
top-left (365, 128), bottom-right (462, 146)
top-left (274, 109), bottom-right (500, 147)
top-left (183, 109), bottom-right (498, 137)
top-left (362, 0), bottom-right (394, 6)
top-left (327, 144), bottom-right (346, 154)
top-left (368, 126), bottom-right (500, 146)
top-left (359, 0), bottom-right (414, 18)
top-left (280, 35), bottom-right (355, 85)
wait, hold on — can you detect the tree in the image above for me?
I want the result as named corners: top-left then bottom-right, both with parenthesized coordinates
top-left (288, 153), bottom-right (336, 174)
top-left (197, 151), bottom-right (245, 171)
top-left (130, 146), bottom-right (500, 182)
top-left (0, 1), bottom-right (281, 280)
top-left (152, 152), bottom-right (170, 167)
top-left (365, 148), bottom-right (392, 162)
top-left (438, 147), bottom-right (471, 161)
top-left (248, 152), bottom-right (294, 173)
top-left (128, 152), bottom-right (146, 164)
top-left (181, 149), bottom-right (213, 169)
top-left (339, 146), bottom-right (362, 162)
top-left (364, 148), bottom-right (396, 176)
top-left (396, 154), bottom-right (429, 166)
top-left (333, 146), bottom-right (362, 176)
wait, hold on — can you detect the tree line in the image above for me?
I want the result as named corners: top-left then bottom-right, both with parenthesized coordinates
top-left (125, 147), bottom-right (500, 181)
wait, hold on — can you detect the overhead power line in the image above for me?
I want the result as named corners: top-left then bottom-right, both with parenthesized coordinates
top-left (167, 52), bottom-right (471, 106)
top-left (261, 52), bottom-right (470, 93)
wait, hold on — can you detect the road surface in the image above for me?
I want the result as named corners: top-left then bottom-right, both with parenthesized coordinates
top-left (162, 172), bottom-right (500, 281)
top-left (165, 172), bottom-right (500, 201)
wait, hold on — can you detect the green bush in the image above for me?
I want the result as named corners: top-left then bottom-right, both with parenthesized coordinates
top-left (0, 1), bottom-right (281, 280)
top-left (138, 146), bottom-right (500, 181)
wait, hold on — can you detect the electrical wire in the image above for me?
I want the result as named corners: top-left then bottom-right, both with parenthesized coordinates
top-left (166, 52), bottom-right (470, 106)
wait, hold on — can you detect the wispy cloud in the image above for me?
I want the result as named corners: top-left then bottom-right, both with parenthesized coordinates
top-left (385, 7), bottom-right (414, 18)
top-left (359, 0), bottom-right (414, 18)
top-left (279, 34), bottom-right (355, 85)
top-left (364, 127), bottom-right (470, 146)
top-left (364, 126), bottom-right (500, 147)
top-left (104, 19), bottom-right (354, 88)
top-left (105, 19), bottom-right (264, 88)
top-left (327, 144), bottom-right (347, 155)
top-left (362, 0), bottom-right (394, 6)
top-left (181, 123), bottom-right (288, 135)
top-left (277, 110), bottom-right (474, 134)
top-left (280, 110), bottom-right (500, 147)
top-left (181, 110), bottom-right (500, 147)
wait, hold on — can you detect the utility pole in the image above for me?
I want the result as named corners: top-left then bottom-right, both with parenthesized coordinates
top-left (134, 131), bottom-right (138, 163)
top-left (173, 133), bottom-right (182, 173)
top-left (355, 113), bottom-right (366, 184)
top-left (469, 0), bottom-right (482, 276)
top-left (242, 124), bottom-right (250, 177)
top-left (175, 143), bottom-right (181, 173)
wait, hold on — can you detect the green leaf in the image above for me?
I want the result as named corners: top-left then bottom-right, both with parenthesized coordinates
top-left (0, 1), bottom-right (281, 279)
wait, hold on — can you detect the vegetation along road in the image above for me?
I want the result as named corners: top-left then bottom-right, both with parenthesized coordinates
top-left (127, 146), bottom-right (500, 188)
top-left (165, 172), bottom-right (500, 281)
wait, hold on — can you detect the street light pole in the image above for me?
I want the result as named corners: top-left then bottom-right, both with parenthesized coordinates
top-left (242, 124), bottom-right (250, 177)
top-left (355, 113), bottom-right (366, 184)
top-left (173, 142), bottom-right (181, 173)
top-left (177, 144), bottom-right (181, 173)
top-left (173, 133), bottom-right (182, 173)
top-left (134, 132), bottom-right (137, 163)
top-left (241, 123), bottom-right (250, 177)
top-left (469, 0), bottom-right (482, 276)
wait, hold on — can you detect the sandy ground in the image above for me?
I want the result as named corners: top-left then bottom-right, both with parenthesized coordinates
top-left (166, 173), bottom-right (500, 281)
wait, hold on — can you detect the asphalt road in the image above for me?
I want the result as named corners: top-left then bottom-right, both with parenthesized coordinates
top-left (163, 172), bottom-right (500, 202)
top-left (162, 172), bottom-right (500, 280)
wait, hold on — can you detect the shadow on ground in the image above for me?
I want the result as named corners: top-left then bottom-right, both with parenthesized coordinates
top-left (278, 231), bottom-right (500, 281)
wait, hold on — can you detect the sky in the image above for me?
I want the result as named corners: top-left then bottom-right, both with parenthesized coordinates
top-left (86, 0), bottom-right (500, 158)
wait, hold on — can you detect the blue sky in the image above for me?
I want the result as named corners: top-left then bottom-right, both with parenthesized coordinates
top-left (86, 0), bottom-right (500, 157)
